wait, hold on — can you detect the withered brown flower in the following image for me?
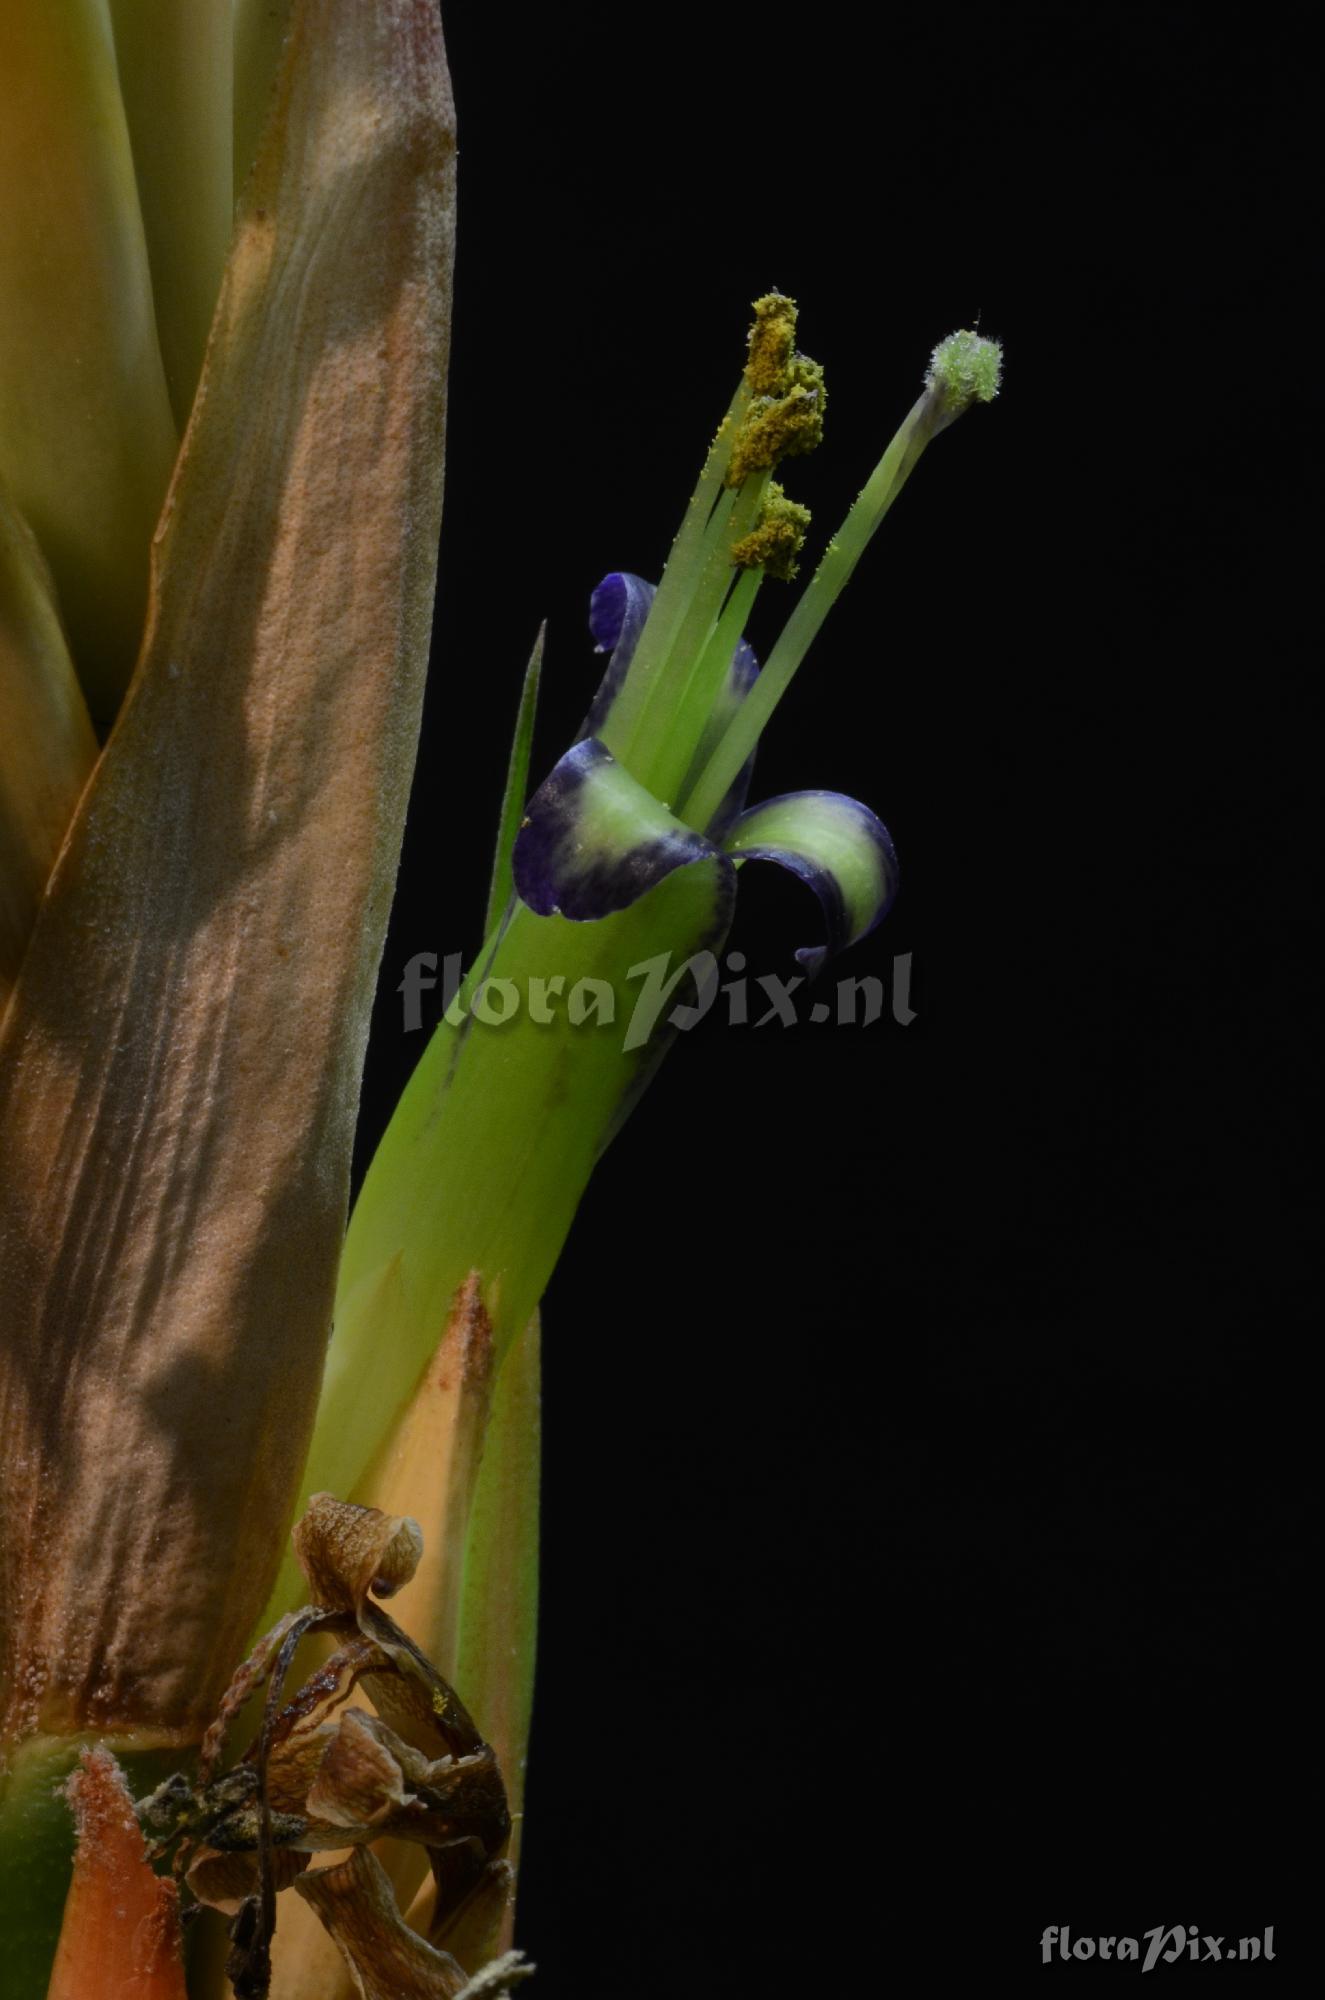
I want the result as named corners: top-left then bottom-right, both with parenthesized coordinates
top-left (140, 1496), bottom-right (524, 2000)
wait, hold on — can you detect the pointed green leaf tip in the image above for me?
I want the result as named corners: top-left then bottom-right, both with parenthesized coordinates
top-left (926, 328), bottom-right (1003, 419)
top-left (484, 623), bottom-right (545, 933)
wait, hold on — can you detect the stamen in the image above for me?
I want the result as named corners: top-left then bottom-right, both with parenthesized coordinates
top-left (744, 291), bottom-right (799, 396)
top-left (731, 482), bottom-right (811, 581)
top-left (679, 331), bottom-right (1001, 833)
top-left (672, 564), bottom-right (764, 797)
top-left (620, 465), bottom-right (769, 797)
top-left (596, 380), bottom-right (748, 756)
top-left (652, 483), bottom-right (809, 806)
top-left (602, 296), bottom-right (825, 796)
top-left (725, 359), bottom-right (826, 486)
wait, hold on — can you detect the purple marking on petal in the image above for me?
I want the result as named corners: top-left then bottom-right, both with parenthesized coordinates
top-left (513, 740), bottom-right (593, 916)
top-left (727, 635), bottom-right (759, 698)
top-left (588, 573), bottom-right (629, 652)
top-left (514, 737), bottom-right (723, 922)
top-left (724, 791), bottom-right (900, 974)
top-left (733, 842), bottom-right (853, 968)
top-left (580, 573), bottom-right (656, 740)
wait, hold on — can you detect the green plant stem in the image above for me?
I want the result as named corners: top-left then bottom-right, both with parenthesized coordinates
top-left (261, 850), bottom-right (732, 1629)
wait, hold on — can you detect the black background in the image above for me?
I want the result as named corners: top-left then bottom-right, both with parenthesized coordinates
top-left (355, 4), bottom-right (1312, 1987)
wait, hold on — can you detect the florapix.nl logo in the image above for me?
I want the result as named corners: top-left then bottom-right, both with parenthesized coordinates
top-left (398, 947), bottom-right (918, 1048)
top-left (1041, 1927), bottom-right (1275, 1968)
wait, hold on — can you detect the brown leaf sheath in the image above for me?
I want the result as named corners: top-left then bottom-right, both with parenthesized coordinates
top-left (0, 0), bottom-right (455, 1748)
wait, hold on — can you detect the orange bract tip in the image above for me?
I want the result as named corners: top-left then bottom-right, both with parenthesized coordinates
top-left (48, 1747), bottom-right (186, 2000)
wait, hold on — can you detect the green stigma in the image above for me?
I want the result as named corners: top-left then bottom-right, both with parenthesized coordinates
top-left (730, 481), bottom-right (812, 581)
top-left (745, 291), bottom-right (799, 396)
top-left (926, 328), bottom-right (1003, 419)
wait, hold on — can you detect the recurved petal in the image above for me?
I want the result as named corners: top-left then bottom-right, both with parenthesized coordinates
top-left (285, 1497), bottom-right (491, 1768)
top-left (293, 1497), bottom-right (425, 1616)
top-left (722, 789), bottom-right (899, 975)
top-left (588, 571), bottom-right (648, 654)
top-left (514, 737), bottom-right (724, 921)
top-left (580, 571), bottom-right (655, 739)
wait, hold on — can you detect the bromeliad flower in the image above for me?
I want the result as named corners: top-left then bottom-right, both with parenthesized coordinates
top-left (509, 304), bottom-right (1000, 989)
top-left (260, 301), bottom-right (1001, 1993)
top-left (517, 567), bottom-right (900, 980)
top-left (297, 308), bottom-right (1003, 1521)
